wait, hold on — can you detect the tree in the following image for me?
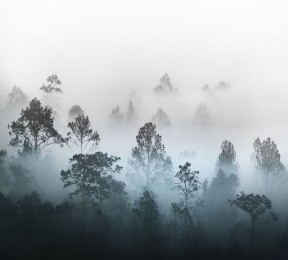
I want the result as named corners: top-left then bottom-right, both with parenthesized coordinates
top-left (216, 140), bottom-right (238, 175)
top-left (252, 137), bottom-right (287, 194)
top-left (151, 108), bottom-right (171, 128)
top-left (215, 80), bottom-right (230, 90)
top-left (0, 150), bottom-right (9, 191)
top-left (40, 74), bottom-right (62, 95)
top-left (60, 152), bottom-right (123, 213)
top-left (174, 162), bottom-right (201, 224)
top-left (67, 114), bottom-right (100, 154)
top-left (126, 100), bottom-right (137, 124)
top-left (230, 191), bottom-right (274, 255)
top-left (7, 86), bottom-right (28, 106)
top-left (68, 105), bottom-right (84, 121)
top-left (8, 98), bottom-right (66, 158)
top-left (128, 122), bottom-right (173, 191)
top-left (192, 103), bottom-right (212, 126)
top-left (154, 73), bottom-right (178, 95)
top-left (132, 190), bottom-right (160, 249)
top-left (109, 105), bottom-right (124, 126)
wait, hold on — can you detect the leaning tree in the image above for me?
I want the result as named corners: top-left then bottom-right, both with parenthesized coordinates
top-left (128, 122), bottom-right (173, 191)
top-left (8, 98), bottom-right (66, 158)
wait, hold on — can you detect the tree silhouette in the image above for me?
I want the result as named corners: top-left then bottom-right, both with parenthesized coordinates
top-left (60, 152), bottom-right (122, 213)
top-left (67, 114), bottom-right (100, 154)
top-left (109, 105), bottom-right (124, 126)
top-left (230, 191), bottom-right (273, 255)
top-left (40, 74), bottom-right (62, 95)
top-left (151, 108), bottom-right (171, 128)
top-left (192, 103), bottom-right (212, 126)
top-left (126, 100), bottom-right (137, 124)
top-left (8, 98), bottom-right (66, 158)
top-left (68, 105), bottom-right (84, 121)
top-left (174, 162), bottom-right (201, 224)
top-left (154, 73), bottom-right (178, 95)
top-left (252, 137), bottom-right (287, 194)
top-left (7, 86), bottom-right (28, 106)
top-left (128, 122), bottom-right (173, 191)
top-left (216, 140), bottom-right (238, 175)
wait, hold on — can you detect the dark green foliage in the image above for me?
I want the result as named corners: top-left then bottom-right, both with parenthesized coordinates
top-left (128, 122), bottom-right (173, 191)
top-left (40, 74), bottom-right (62, 95)
top-left (8, 98), bottom-right (66, 157)
top-left (67, 114), bottom-right (100, 154)
top-left (60, 152), bottom-right (123, 212)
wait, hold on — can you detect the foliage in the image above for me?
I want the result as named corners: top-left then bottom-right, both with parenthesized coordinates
top-left (193, 103), bottom-right (212, 126)
top-left (60, 152), bottom-right (123, 211)
top-left (128, 122), bottom-right (173, 191)
top-left (154, 73), bottom-right (178, 95)
top-left (7, 86), bottom-right (28, 106)
top-left (216, 140), bottom-right (238, 174)
top-left (8, 98), bottom-right (66, 157)
top-left (110, 105), bottom-right (124, 126)
top-left (174, 162), bottom-right (201, 211)
top-left (252, 137), bottom-right (287, 194)
top-left (40, 74), bottom-right (63, 95)
top-left (67, 114), bottom-right (100, 154)
top-left (151, 108), bottom-right (171, 128)
top-left (68, 105), bottom-right (84, 121)
top-left (126, 100), bottom-right (137, 124)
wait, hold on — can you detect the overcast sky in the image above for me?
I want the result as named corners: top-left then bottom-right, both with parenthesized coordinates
top-left (1, 0), bottom-right (288, 100)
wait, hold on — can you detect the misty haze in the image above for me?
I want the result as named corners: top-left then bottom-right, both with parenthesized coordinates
top-left (1, 0), bottom-right (288, 259)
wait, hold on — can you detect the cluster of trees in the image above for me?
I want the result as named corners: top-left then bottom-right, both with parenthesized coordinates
top-left (1, 78), bottom-right (288, 259)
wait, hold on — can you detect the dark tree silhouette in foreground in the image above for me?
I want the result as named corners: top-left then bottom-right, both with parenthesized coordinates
top-left (154, 73), bottom-right (178, 95)
top-left (230, 191), bottom-right (273, 255)
top-left (128, 122), bottom-right (173, 191)
top-left (40, 74), bottom-right (62, 95)
top-left (132, 190), bottom-right (159, 250)
top-left (67, 114), bottom-right (100, 154)
top-left (252, 137), bottom-right (286, 194)
top-left (8, 98), bottom-right (66, 158)
top-left (174, 162), bottom-right (201, 225)
top-left (60, 152), bottom-right (122, 213)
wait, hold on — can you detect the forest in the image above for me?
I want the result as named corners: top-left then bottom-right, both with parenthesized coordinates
top-left (0, 74), bottom-right (288, 260)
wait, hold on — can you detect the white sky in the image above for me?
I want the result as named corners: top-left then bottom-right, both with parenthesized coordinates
top-left (1, 0), bottom-right (288, 100)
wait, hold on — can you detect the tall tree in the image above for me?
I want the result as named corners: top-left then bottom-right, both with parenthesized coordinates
top-left (230, 191), bottom-right (274, 255)
top-left (60, 152), bottom-right (123, 213)
top-left (252, 137), bottom-right (286, 194)
top-left (192, 103), bottom-right (212, 126)
top-left (0, 150), bottom-right (9, 191)
top-left (109, 105), bottom-right (124, 126)
top-left (68, 105), bottom-right (84, 121)
top-left (126, 100), bottom-right (137, 124)
top-left (174, 162), bottom-right (201, 224)
top-left (7, 86), bottom-right (28, 106)
top-left (40, 74), bottom-right (63, 95)
top-left (67, 114), bottom-right (100, 154)
top-left (151, 108), bottom-right (171, 128)
top-left (216, 140), bottom-right (238, 175)
top-left (8, 98), bottom-right (66, 158)
top-left (128, 122), bottom-right (173, 191)
top-left (154, 73), bottom-right (178, 95)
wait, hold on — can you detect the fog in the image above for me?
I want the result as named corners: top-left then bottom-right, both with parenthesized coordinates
top-left (1, 1), bottom-right (288, 259)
